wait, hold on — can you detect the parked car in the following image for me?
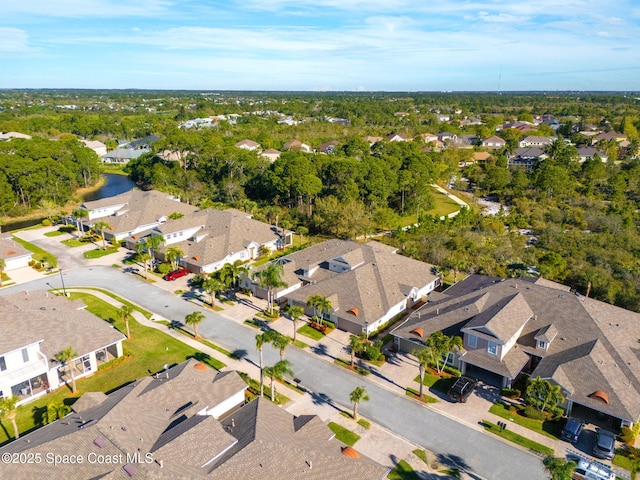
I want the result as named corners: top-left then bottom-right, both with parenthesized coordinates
top-left (164, 268), bottom-right (189, 281)
top-left (572, 458), bottom-right (615, 480)
top-left (447, 376), bottom-right (478, 403)
top-left (560, 418), bottom-right (584, 443)
top-left (592, 428), bottom-right (616, 460)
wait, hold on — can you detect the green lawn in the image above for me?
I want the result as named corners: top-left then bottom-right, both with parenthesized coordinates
top-left (414, 370), bottom-right (458, 393)
top-left (481, 420), bottom-right (554, 456)
top-left (9, 235), bottom-right (55, 263)
top-left (489, 402), bottom-right (563, 439)
top-left (328, 422), bottom-right (360, 446)
top-left (387, 460), bottom-right (421, 480)
top-left (357, 418), bottom-right (371, 429)
top-left (83, 247), bottom-right (119, 259)
top-left (396, 188), bottom-right (463, 228)
top-left (238, 373), bottom-right (290, 405)
top-left (298, 324), bottom-right (325, 340)
top-left (412, 449), bottom-right (428, 465)
top-left (44, 230), bottom-right (65, 237)
top-left (405, 387), bottom-right (439, 404)
top-left (61, 238), bottom-right (85, 247)
top-left (335, 358), bottom-right (371, 376)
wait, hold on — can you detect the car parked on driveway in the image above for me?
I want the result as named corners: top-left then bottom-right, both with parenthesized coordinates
top-left (163, 268), bottom-right (189, 281)
top-left (560, 418), bottom-right (584, 443)
top-left (447, 376), bottom-right (478, 403)
top-left (592, 428), bottom-right (616, 460)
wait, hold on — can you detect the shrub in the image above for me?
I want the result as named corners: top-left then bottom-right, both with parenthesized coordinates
top-left (443, 365), bottom-right (462, 377)
top-left (522, 405), bottom-right (547, 421)
top-left (362, 344), bottom-right (383, 361)
top-left (42, 219), bottom-right (52, 226)
top-left (157, 263), bottom-right (172, 275)
top-left (59, 225), bottom-right (76, 233)
top-left (620, 427), bottom-right (637, 444)
top-left (501, 388), bottom-right (522, 399)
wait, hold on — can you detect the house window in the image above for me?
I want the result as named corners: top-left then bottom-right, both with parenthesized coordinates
top-left (22, 348), bottom-right (29, 363)
top-left (467, 334), bottom-right (477, 349)
top-left (538, 341), bottom-right (546, 350)
top-left (0, 356), bottom-right (6, 371)
top-left (488, 341), bottom-right (498, 355)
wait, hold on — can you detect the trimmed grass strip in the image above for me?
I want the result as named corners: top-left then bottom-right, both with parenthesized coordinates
top-left (482, 420), bottom-right (554, 456)
top-left (328, 422), bottom-right (360, 446)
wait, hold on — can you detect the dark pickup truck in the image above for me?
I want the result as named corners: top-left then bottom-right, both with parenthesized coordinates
top-left (447, 376), bottom-right (478, 403)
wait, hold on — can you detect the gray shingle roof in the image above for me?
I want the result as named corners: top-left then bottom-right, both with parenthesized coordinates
top-left (393, 275), bottom-right (640, 422)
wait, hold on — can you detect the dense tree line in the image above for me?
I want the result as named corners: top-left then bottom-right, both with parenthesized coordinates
top-left (0, 135), bottom-right (102, 215)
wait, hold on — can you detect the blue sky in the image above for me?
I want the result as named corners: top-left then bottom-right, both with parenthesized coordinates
top-left (2, 0), bottom-right (639, 91)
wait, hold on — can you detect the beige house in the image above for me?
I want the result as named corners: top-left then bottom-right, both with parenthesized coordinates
top-left (0, 234), bottom-right (33, 271)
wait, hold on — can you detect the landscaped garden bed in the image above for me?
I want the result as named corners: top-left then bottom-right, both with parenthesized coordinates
top-left (489, 401), bottom-right (563, 439)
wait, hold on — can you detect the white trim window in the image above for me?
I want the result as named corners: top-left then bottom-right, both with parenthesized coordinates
top-left (488, 341), bottom-right (498, 355)
top-left (467, 334), bottom-right (477, 349)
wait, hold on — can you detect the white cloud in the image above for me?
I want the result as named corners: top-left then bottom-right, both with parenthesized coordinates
top-left (3, 0), bottom-right (173, 18)
top-left (0, 28), bottom-right (37, 54)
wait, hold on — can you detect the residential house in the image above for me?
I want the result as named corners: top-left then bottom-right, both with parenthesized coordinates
top-left (126, 135), bottom-right (159, 150)
top-left (519, 136), bottom-right (557, 148)
top-left (593, 132), bottom-right (628, 144)
top-left (101, 147), bottom-right (147, 164)
top-left (577, 147), bottom-right (608, 163)
top-left (80, 189), bottom-right (198, 241)
top-left (364, 135), bottom-right (384, 146)
top-left (392, 275), bottom-right (640, 428)
top-left (0, 291), bottom-right (125, 406)
top-left (180, 117), bottom-right (217, 129)
top-left (438, 132), bottom-right (458, 144)
top-left (507, 147), bottom-right (548, 169)
top-left (0, 234), bottom-right (33, 271)
top-left (130, 208), bottom-right (293, 274)
top-left (0, 359), bottom-right (387, 479)
top-left (481, 136), bottom-right (506, 149)
top-left (418, 133), bottom-right (439, 144)
top-left (235, 139), bottom-right (261, 151)
top-left (319, 141), bottom-right (340, 154)
top-left (283, 140), bottom-right (312, 153)
top-left (386, 133), bottom-right (412, 142)
top-left (458, 134), bottom-right (478, 147)
top-left (260, 149), bottom-right (281, 163)
top-left (80, 140), bottom-right (107, 157)
top-left (243, 240), bottom-right (439, 337)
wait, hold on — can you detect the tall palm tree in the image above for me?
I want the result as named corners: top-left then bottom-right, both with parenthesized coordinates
top-left (56, 346), bottom-right (78, 394)
top-left (118, 304), bottom-right (134, 339)
top-left (0, 395), bottom-right (20, 439)
top-left (349, 335), bottom-right (364, 367)
top-left (349, 386), bottom-right (369, 420)
top-left (136, 242), bottom-right (152, 279)
top-left (145, 234), bottom-right (164, 268)
top-left (265, 360), bottom-right (293, 402)
top-left (287, 305), bottom-right (305, 343)
top-left (93, 220), bottom-right (112, 250)
top-left (203, 277), bottom-right (224, 308)
top-left (256, 333), bottom-right (266, 397)
top-left (72, 208), bottom-right (88, 235)
top-left (270, 332), bottom-right (292, 361)
top-left (185, 310), bottom-right (205, 338)
top-left (306, 294), bottom-right (332, 325)
top-left (254, 262), bottom-right (287, 315)
top-left (165, 246), bottom-right (184, 270)
top-left (542, 456), bottom-right (576, 480)
top-left (413, 348), bottom-right (433, 399)
top-left (0, 257), bottom-right (5, 287)
top-left (228, 259), bottom-right (249, 291)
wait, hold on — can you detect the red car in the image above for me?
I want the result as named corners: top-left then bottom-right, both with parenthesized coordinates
top-left (164, 268), bottom-right (189, 281)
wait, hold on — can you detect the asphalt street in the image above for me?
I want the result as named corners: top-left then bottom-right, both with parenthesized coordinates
top-left (1, 266), bottom-right (547, 479)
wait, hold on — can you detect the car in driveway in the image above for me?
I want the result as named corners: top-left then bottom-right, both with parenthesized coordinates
top-left (592, 428), bottom-right (616, 460)
top-left (447, 376), bottom-right (478, 403)
top-left (560, 418), bottom-right (584, 443)
top-left (163, 268), bottom-right (189, 281)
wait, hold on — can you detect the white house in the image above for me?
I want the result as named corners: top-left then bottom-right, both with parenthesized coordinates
top-left (0, 234), bottom-right (33, 271)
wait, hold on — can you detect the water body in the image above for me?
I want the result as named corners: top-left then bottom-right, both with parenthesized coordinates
top-left (3, 174), bottom-right (136, 232)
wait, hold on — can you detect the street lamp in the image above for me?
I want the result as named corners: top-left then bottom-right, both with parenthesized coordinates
top-left (59, 268), bottom-right (68, 297)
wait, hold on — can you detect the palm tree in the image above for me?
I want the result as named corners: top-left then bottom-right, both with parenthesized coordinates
top-left (145, 234), bottom-right (164, 268)
top-left (426, 331), bottom-right (463, 375)
top-left (296, 226), bottom-right (308, 246)
top-left (413, 348), bottom-right (434, 399)
top-left (287, 305), bottom-right (305, 343)
top-left (228, 259), bottom-right (249, 291)
top-left (349, 334), bottom-right (364, 367)
top-left (306, 294), bottom-right (332, 325)
top-left (254, 262), bottom-right (287, 315)
top-left (185, 310), bottom-right (205, 338)
top-left (256, 333), bottom-right (267, 397)
top-left (542, 456), bottom-right (576, 480)
top-left (165, 246), bottom-right (184, 270)
top-left (0, 395), bottom-right (20, 439)
top-left (0, 257), bottom-right (5, 287)
top-left (270, 332), bottom-right (292, 361)
top-left (118, 304), bottom-right (134, 339)
top-left (136, 242), bottom-right (152, 279)
top-left (56, 346), bottom-right (78, 394)
top-left (349, 386), bottom-right (369, 420)
top-left (265, 360), bottom-right (293, 402)
top-left (92, 220), bottom-right (112, 250)
top-left (72, 208), bottom-right (88, 235)
top-left (203, 277), bottom-right (224, 308)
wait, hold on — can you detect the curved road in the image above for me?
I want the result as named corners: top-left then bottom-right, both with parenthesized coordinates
top-left (1, 267), bottom-right (546, 480)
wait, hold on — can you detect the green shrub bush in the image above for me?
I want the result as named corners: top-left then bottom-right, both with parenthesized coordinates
top-left (522, 405), bottom-right (547, 421)
top-left (620, 427), bottom-right (637, 444)
top-left (59, 225), bottom-right (77, 233)
top-left (157, 263), bottom-right (172, 275)
top-left (501, 388), bottom-right (522, 399)
top-left (42, 219), bottom-right (52, 226)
